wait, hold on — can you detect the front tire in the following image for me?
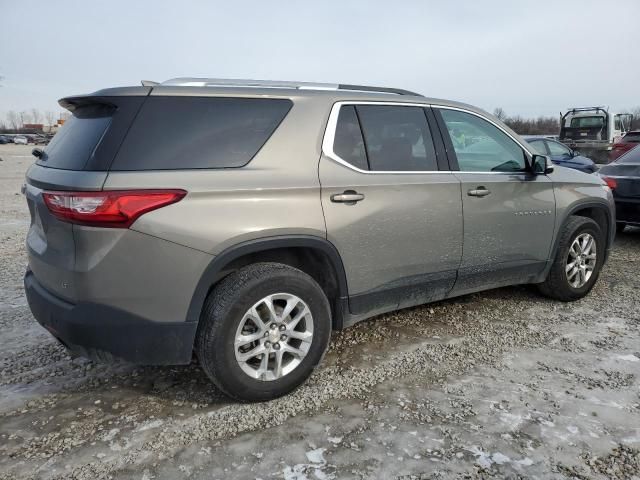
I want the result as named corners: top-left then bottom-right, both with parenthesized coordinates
top-left (196, 262), bottom-right (331, 402)
top-left (538, 216), bottom-right (605, 302)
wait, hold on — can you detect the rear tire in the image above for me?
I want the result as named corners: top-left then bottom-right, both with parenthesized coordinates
top-left (538, 216), bottom-right (604, 302)
top-left (196, 262), bottom-right (331, 402)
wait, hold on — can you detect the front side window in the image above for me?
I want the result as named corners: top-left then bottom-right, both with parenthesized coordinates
top-left (439, 109), bottom-right (526, 172)
top-left (356, 105), bottom-right (437, 171)
top-left (547, 140), bottom-right (571, 156)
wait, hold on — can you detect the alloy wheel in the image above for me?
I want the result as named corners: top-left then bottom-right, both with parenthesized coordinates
top-left (234, 293), bottom-right (314, 381)
top-left (566, 232), bottom-right (597, 288)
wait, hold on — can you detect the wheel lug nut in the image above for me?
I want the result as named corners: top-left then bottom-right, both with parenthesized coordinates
top-left (279, 324), bottom-right (286, 331)
top-left (273, 343), bottom-right (280, 350)
top-left (264, 332), bottom-right (269, 337)
top-left (270, 323), bottom-right (277, 330)
top-left (264, 341), bottom-right (271, 348)
top-left (280, 334), bottom-right (287, 341)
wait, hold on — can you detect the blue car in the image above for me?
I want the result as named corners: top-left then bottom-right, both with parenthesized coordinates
top-left (524, 136), bottom-right (597, 173)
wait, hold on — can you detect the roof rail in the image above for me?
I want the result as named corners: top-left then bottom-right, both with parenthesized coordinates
top-left (156, 78), bottom-right (422, 96)
top-left (338, 84), bottom-right (423, 97)
top-left (566, 106), bottom-right (609, 113)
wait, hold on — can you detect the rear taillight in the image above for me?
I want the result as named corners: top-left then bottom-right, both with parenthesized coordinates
top-left (42, 189), bottom-right (186, 228)
top-left (601, 176), bottom-right (617, 190)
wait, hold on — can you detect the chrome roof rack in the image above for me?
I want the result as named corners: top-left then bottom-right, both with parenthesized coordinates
top-left (156, 78), bottom-right (423, 96)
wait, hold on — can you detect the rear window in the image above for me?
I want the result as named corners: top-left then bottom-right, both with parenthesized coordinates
top-left (618, 146), bottom-right (640, 164)
top-left (110, 97), bottom-right (292, 170)
top-left (41, 105), bottom-right (113, 170)
top-left (569, 116), bottom-right (605, 128)
top-left (623, 132), bottom-right (640, 142)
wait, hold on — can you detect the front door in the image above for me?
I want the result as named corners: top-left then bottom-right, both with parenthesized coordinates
top-left (319, 103), bottom-right (463, 316)
top-left (434, 107), bottom-right (556, 295)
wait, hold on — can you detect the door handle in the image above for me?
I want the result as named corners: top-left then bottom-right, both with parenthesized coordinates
top-left (468, 187), bottom-right (491, 197)
top-left (331, 190), bottom-right (365, 204)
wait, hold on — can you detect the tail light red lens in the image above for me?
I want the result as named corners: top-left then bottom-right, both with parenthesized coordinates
top-left (601, 176), bottom-right (617, 190)
top-left (43, 189), bottom-right (187, 228)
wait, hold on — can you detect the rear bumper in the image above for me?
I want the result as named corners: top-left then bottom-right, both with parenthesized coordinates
top-left (24, 270), bottom-right (197, 365)
top-left (614, 198), bottom-right (640, 225)
top-left (561, 140), bottom-right (612, 150)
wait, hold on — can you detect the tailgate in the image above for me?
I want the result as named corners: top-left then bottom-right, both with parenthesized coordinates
top-left (25, 167), bottom-right (108, 302)
top-left (24, 91), bottom-right (148, 301)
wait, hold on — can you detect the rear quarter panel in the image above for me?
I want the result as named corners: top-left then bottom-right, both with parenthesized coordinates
top-left (549, 166), bottom-right (615, 255)
top-left (103, 96), bottom-right (329, 254)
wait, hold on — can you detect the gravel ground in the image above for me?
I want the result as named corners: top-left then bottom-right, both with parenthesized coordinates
top-left (0, 144), bottom-right (639, 480)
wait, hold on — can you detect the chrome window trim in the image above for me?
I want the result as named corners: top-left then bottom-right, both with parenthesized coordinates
top-left (321, 101), bottom-right (536, 175)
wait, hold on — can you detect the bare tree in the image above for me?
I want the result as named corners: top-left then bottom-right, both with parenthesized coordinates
top-left (629, 106), bottom-right (640, 130)
top-left (45, 110), bottom-right (56, 127)
top-left (493, 107), bottom-right (507, 121)
top-left (6, 111), bottom-right (20, 131)
top-left (30, 108), bottom-right (42, 124)
top-left (19, 111), bottom-right (31, 127)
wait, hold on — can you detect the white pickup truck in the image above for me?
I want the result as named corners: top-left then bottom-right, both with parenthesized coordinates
top-left (559, 107), bottom-right (633, 163)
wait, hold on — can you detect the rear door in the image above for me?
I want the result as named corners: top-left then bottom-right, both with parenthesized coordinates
top-left (319, 102), bottom-right (463, 316)
top-left (433, 107), bottom-right (556, 295)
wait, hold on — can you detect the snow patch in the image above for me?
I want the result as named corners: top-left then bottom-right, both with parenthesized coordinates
top-left (615, 354), bottom-right (639, 362)
top-left (135, 419), bottom-right (164, 432)
top-left (283, 448), bottom-right (333, 480)
top-left (467, 446), bottom-right (531, 469)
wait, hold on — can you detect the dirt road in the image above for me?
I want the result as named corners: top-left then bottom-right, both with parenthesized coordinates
top-left (1, 144), bottom-right (638, 479)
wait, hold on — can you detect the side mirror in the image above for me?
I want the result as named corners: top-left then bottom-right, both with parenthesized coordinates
top-left (531, 154), bottom-right (554, 174)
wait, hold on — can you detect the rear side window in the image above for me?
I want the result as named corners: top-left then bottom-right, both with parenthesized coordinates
top-left (356, 105), bottom-right (437, 171)
top-left (111, 97), bottom-right (292, 170)
top-left (333, 106), bottom-right (368, 170)
top-left (41, 105), bottom-right (113, 170)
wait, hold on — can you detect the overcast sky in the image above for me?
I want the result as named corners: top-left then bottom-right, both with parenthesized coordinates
top-left (1, 0), bottom-right (639, 121)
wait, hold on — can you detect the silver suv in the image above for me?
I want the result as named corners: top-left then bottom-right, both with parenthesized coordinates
top-left (24, 78), bottom-right (615, 401)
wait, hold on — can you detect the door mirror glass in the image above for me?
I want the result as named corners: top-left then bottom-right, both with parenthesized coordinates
top-left (532, 154), bottom-right (553, 174)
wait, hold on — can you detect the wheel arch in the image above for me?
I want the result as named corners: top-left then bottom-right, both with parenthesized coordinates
top-left (538, 200), bottom-right (613, 283)
top-left (186, 235), bottom-right (350, 330)
top-left (551, 200), bottom-right (614, 262)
